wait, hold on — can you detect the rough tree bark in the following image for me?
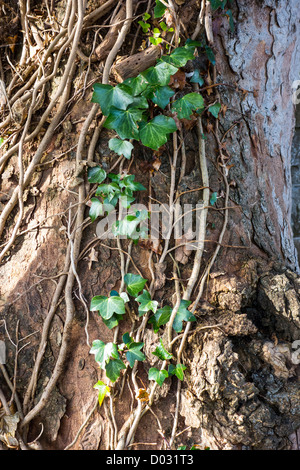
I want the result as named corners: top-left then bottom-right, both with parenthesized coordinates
top-left (0, 0), bottom-right (299, 451)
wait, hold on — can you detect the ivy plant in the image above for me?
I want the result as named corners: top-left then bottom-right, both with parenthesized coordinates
top-left (90, 333), bottom-right (146, 383)
top-left (88, 37), bottom-right (218, 402)
top-left (91, 40), bottom-right (205, 151)
top-left (94, 380), bottom-right (110, 406)
top-left (90, 273), bottom-right (192, 391)
top-left (148, 339), bottom-right (187, 385)
top-left (148, 299), bottom-right (196, 333)
top-left (124, 273), bottom-right (148, 296)
top-left (154, 0), bottom-right (167, 19)
top-left (88, 169), bottom-right (146, 219)
top-left (112, 209), bottom-right (149, 241)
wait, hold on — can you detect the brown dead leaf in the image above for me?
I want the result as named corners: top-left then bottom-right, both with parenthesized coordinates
top-left (152, 157), bottom-right (162, 171)
top-left (171, 113), bottom-right (182, 131)
top-left (182, 114), bottom-right (197, 131)
top-left (169, 70), bottom-right (186, 90)
top-left (139, 238), bottom-right (162, 255)
top-left (206, 122), bottom-right (214, 133)
top-left (136, 388), bottom-right (149, 402)
top-left (221, 104), bottom-right (227, 117)
top-left (153, 145), bottom-right (166, 158)
top-left (226, 163), bottom-right (235, 171)
top-left (165, 10), bottom-right (173, 27)
top-left (7, 35), bottom-right (18, 53)
top-left (206, 71), bottom-right (213, 96)
top-left (139, 154), bottom-right (162, 173)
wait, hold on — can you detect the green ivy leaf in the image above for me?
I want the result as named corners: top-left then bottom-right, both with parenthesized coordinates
top-left (90, 295), bottom-right (125, 320)
top-left (110, 290), bottom-right (119, 296)
top-left (102, 314), bottom-right (124, 330)
top-left (159, 21), bottom-right (168, 32)
top-left (148, 367), bottom-right (169, 386)
top-left (119, 194), bottom-right (136, 209)
top-left (124, 273), bottom-right (148, 297)
top-left (225, 9), bottom-right (235, 32)
top-left (105, 358), bottom-right (126, 382)
top-left (90, 340), bottom-right (119, 369)
top-left (119, 174), bottom-right (146, 192)
top-left (113, 211), bottom-right (148, 240)
top-left (138, 20), bottom-right (151, 33)
top-left (152, 27), bottom-right (161, 38)
top-left (92, 83), bottom-right (134, 115)
top-left (208, 102), bottom-right (221, 118)
top-left (141, 62), bottom-right (178, 87)
top-left (150, 85), bottom-right (175, 109)
top-left (104, 107), bottom-right (144, 140)
top-left (122, 332), bottom-right (134, 347)
top-left (123, 75), bottom-right (149, 96)
top-left (89, 197), bottom-right (103, 222)
top-left (154, 0), bottom-right (167, 18)
top-left (210, 191), bottom-right (218, 205)
top-left (139, 115), bottom-right (177, 150)
top-left (148, 305), bottom-right (172, 333)
top-left (88, 166), bottom-right (107, 184)
top-left (190, 69), bottom-right (204, 86)
top-left (108, 173), bottom-right (121, 183)
top-left (171, 92), bottom-right (204, 120)
top-left (160, 46), bottom-right (195, 68)
top-left (125, 342), bottom-right (146, 367)
top-left (119, 292), bottom-right (130, 303)
top-left (108, 138), bottom-right (134, 160)
top-left (103, 195), bottom-right (120, 211)
top-left (130, 95), bottom-right (149, 110)
top-left (152, 339), bottom-right (173, 361)
top-left (136, 289), bottom-right (158, 316)
top-left (168, 363), bottom-right (187, 381)
top-left (149, 36), bottom-right (163, 46)
top-left (185, 39), bottom-right (203, 48)
top-left (93, 381), bottom-right (110, 407)
top-left (172, 300), bottom-right (196, 332)
top-left (204, 45), bottom-right (216, 65)
top-left (95, 182), bottom-right (120, 198)
top-left (209, 0), bottom-right (227, 11)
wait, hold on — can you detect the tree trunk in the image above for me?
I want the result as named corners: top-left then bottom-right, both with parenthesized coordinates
top-left (0, 0), bottom-right (299, 450)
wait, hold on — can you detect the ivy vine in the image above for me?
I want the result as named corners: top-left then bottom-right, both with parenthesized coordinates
top-left (87, 3), bottom-right (228, 411)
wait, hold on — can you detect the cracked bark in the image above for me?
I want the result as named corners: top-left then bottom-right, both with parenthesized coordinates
top-left (178, 0), bottom-right (300, 450)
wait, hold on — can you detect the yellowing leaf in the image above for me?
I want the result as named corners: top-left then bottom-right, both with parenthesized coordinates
top-left (93, 381), bottom-right (110, 407)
